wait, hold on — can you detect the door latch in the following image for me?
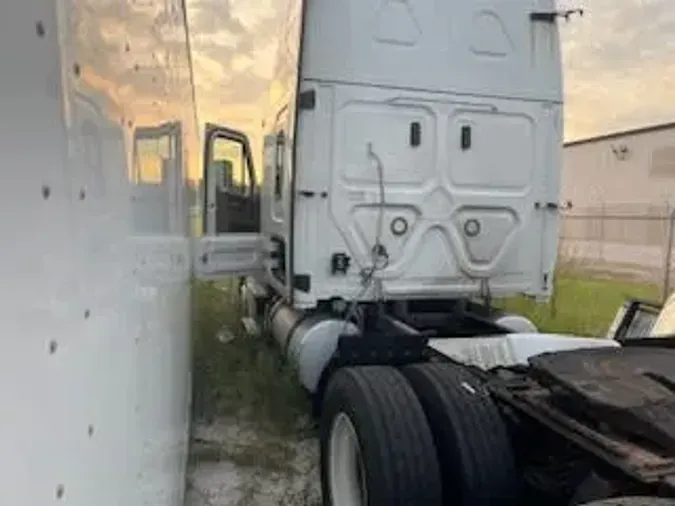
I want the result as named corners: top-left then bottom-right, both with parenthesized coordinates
top-left (530, 8), bottom-right (583, 23)
top-left (534, 201), bottom-right (573, 211)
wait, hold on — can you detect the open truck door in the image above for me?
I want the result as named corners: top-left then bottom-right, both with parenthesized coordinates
top-left (193, 123), bottom-right (268, 279)
top-left (131, 121), bottom-right (184, 235)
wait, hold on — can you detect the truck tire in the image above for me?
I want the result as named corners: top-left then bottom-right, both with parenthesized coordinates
top-left (319, 366), bottom-right (442, 506)
top-left (580, 499), bottom-right (675, 506)
top-left (401, 363), bottom-right (519, 506)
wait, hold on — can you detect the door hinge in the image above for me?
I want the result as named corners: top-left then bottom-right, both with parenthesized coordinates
top-left (530, 8), bottom-right (583, 23)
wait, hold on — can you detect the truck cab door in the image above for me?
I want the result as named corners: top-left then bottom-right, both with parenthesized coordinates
top-left (131, 121), bottom-right (183, 235)
top-left (204, 123), bottom-right (260, 234)
top-left (193, 123), bottom-right (267, 279)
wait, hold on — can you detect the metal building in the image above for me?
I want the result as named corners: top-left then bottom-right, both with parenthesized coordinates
top-left (561, 122), bottom-right (675, 283)
top-left (563, 122), bottom-right (675, 208)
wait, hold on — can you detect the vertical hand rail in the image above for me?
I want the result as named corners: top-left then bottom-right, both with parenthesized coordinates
top-left (662, 207), bottom-right (675, 303)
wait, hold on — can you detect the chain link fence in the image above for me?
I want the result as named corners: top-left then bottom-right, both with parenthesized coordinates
top-left (560, 203), bottom-right (675, 300)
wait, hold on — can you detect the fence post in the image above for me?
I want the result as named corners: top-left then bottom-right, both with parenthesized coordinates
top-left (598, 200), bottom-right (607, 265)
top-left (661, 206), bottom-right (675, 303)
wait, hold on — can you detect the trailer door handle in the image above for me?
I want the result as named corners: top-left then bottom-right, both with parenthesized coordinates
top-left (410, 122), bottom-right (422, 147)
top-left (460, 125), bottom-right (472, 151)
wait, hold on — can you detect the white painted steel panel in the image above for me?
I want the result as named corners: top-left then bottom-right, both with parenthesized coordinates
top-left (292, 83), bottom-right (562, 305)
top-left (429, 333), bottom-right (620, 371)
top-left (0, 0), bottom-right (197, 504)
top-left (301, 0), bottom-right (563, 102)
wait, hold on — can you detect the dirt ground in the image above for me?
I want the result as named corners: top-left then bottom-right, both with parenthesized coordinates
top-left (185, 418), bottom-right (321, 506)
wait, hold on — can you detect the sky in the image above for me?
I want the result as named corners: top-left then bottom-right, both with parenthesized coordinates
top-left (560, 0), bottom-right (675, 141)
top-left (185, 0), bottom-right (675, 144)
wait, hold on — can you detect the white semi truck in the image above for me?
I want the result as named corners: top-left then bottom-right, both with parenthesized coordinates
top-left (4, 0), bottom-right (675, 505)
top-left (196, 1), bottom-right (675, 505)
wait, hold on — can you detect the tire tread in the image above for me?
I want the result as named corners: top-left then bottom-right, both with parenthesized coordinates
top-left (402, 363), bottom-right (518, 505)
top-left (320, 366), bottom-right (442, 506)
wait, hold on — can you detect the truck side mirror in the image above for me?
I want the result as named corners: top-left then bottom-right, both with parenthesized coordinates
top-left (202, 123), bottom-right (259, 235)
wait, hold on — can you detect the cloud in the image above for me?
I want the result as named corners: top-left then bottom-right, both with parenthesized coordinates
top-left (187, 0), bottom-right (282, 117)
top-left (186, 0), bottom-right (286, 172)
top-left (188, 0), bottom-right (246, 36)
top-left (563, 0), bottom-right (675, 140)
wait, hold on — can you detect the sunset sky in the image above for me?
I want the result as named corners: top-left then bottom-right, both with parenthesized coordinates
top-left (186, 0), bottom-right (675, 144)
top-left (560, 0), bottom-right (675, 140)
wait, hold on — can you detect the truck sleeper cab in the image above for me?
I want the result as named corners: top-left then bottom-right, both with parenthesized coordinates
top-left (199, 0), bottom-right (565, 307)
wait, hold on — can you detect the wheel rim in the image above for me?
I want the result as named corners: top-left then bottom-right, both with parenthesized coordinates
top-left (329, 412), bottom-right (368, 506)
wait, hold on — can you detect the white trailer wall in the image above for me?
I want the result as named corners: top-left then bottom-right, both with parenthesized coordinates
top-left (0, 0), bottom-right (199, 504)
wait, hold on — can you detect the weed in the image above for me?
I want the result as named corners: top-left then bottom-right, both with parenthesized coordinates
top-left (191, 279), bottom-right (311, 436)
top-left (499, 271), bottom-right (659, 336)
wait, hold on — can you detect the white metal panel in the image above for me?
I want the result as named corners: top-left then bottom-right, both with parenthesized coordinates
top-left (0, 0), bottom-right (196, 504)
top-left (193, 234), bottom-right (267, 278)
top-left (429, 333), bottom-right (620, 371)
top-left (292, 83), bottom-right (562, 305)
top-left (301, 0), bottom-right (562, 103)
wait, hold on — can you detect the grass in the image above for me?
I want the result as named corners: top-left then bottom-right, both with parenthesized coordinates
top-left (190, 278), bottom-right (311, 435)
top-left (189, 278), bottom-right (319, 505)
top-left (499, 268), bottom-right (659, 336)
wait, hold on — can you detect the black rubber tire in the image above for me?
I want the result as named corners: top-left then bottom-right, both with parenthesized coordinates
top-left (580, 498), bottom-right (675, 506)
top-left (401, 362), bottom-right (519, 506)
top-left (319, 366), bottom-right (443, 506)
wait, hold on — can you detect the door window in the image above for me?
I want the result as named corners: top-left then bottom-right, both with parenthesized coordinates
top-left (212, 136), bottom-right (251, 196)
top-left (203, 124), bottom-right (259, 235)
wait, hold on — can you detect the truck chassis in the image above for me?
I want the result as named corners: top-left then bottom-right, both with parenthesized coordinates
top-left (244, 291), bottom-right (675, 506)
top-left (317, 340), bottom-right (675, 505)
